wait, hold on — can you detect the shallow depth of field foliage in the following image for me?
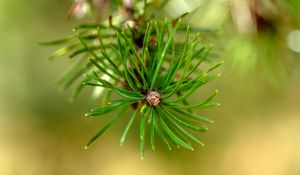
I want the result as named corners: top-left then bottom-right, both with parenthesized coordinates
top-left (0, 0), bottom-right (300, 174)
top-left (41, 0), bottom-right (224, 158)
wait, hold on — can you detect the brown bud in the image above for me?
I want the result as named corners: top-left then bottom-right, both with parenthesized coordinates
top-left (146, 91), bottom-right (161, 106)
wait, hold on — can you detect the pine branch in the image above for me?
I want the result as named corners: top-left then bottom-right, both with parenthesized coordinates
top-left (42, 0), bottom-right (222, 159)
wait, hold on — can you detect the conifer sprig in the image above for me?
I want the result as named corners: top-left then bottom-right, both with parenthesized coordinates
top-left (42, 0), bottom-right (222, 159)
top-left (77, 20), bottom-right (222, 159)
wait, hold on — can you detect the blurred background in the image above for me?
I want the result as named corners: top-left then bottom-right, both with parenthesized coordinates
top-left (0, 0), bottom-right (300, 174)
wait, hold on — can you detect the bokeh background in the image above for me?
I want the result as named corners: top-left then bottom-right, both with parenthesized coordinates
top-left (1, 0), bottom-right (300, 174)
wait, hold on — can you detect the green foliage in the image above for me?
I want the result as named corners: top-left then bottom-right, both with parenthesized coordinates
top-left (42, 0), bottom-right (222, 159)
top-left (83, 20), bottom-right (221, 158)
